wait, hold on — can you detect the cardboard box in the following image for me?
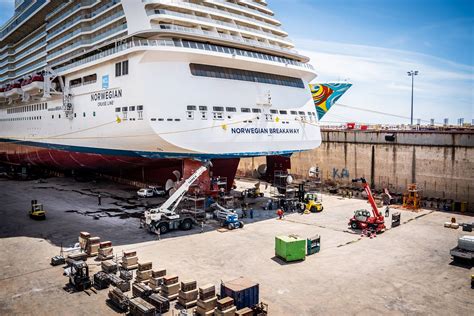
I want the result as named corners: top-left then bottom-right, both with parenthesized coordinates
top-left (138, 261), bottom-right (152, 271)
top-left (181, 280), bottom-right (197, 292)
top-left (217, 297), bottom-right (234, 311)
top-left (100, 241), bottom-right (112, 248)
top-left (179, 288), bottom-right (198, 301)
top-left (123, 250), bottom-right (137, 258)
top-left (197, 296), bottom-right (217, 311)
top-left (136, 269), bottom-right (152, 281)
top-left (152, 269), bottom-right (166, 278)
top-left (122, 256), bottom-right (138, 265)
top-left (163, 275), bottom-right (178, 285)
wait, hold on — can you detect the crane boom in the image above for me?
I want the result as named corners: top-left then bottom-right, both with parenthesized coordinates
top-left (160, 165), bottom-right (208, 211)
top-left (352, 178), bottom-right (381, 217)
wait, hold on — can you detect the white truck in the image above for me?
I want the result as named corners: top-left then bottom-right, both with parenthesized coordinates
top-left (450, 235), bottom-right (474, 261)
top-left (142, 164), bottom-right (208, 234)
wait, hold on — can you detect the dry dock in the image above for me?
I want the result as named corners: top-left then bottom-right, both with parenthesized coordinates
top-left (0, 176), bottom-right (472, 315)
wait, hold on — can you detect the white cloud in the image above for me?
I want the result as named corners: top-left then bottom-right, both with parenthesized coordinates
top-left (297, 39), bottom-right (474, 125)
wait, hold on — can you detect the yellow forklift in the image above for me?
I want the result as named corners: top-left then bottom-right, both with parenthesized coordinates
top-left (297, 184), bottom-right (323, 213)
top-left (29, 200), bottom-right (46, 219)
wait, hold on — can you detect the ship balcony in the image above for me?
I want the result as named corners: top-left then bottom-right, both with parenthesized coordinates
top-left (47, 3), bottom-right (124, 42)
top-left (47, 24), bottom-right (128, 63)
top-left (208, 0), bottom-right (280, 25)
top-left (237, 0), bottom-right (274, 16)
top-left (148, 9), bottom-right (293, 47)
top-left (47, 14), bottom-right (126, 52)
top-left (46, 0), bottom-right (100, 31)
top-left (143, 0), bottom-right (287, 36)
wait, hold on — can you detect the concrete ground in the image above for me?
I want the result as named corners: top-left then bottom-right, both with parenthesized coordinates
top-left (0, 176), bottom-right (472, 316)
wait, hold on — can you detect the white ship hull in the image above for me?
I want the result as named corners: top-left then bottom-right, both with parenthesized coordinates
top-left (1, 48), bottom-right (321, 159)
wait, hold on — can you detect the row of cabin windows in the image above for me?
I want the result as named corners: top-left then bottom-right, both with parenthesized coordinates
top-left (186, 105), bottom-right (316, 117)
top-left (69, 60), bottom-right (128, 88)
top-left (190, 63), bottom-right (305, 89)
top-left (6, 102), bottom-right (47, 114)
top-left (115, 105), bottom-right (143, 120)
top-left (0, 116), bottom-right (42, 121)
top-left (51, 112), bottom-right (95, 119)
top-left (70, 74), bottom-right (97, 88)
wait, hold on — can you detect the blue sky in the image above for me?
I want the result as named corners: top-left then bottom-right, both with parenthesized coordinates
top-left (0, 0), bottom-right (472, 124)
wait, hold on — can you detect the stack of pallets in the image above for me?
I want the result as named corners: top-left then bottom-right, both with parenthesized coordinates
top-left (146, 293), bottom-right (170, 314)
top-left (121, 250), bottom-right (138, 270)
top-left (108, 287), bottom-right (129, 312)
top-left (86, 237), bottom-right (101, 256)
top-left (149, 269), bottom-right (166, 293)
top-left (132, 282), bottom-right (153, 299)
top-left (196, 284), bottom-right (217, 316)
top-left (79, 232), bottom-right (90, 251)
top-left (109, 274), bottom-right (131, 292)
top-left (94, 271), bottom-right (110, 290)
top-left (177, 280), bottom-right (198, 308)
top-left (215, 297), bottom-right (237, 316)
top-left (136, 261), bottom-right (153, 283)
top-left (161, 275), bottom-right (180, 300)
top-left (129, 297), bottom-right (155, 316)
top-left (98, 241), bottom-right (114, 260)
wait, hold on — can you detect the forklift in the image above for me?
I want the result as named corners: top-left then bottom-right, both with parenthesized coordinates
top-left (69, 261), bottom-right (91, 291)
top-left (296, 183), bottom-right (323, 213)
top-left (29, 200), bottom-right (46, 219)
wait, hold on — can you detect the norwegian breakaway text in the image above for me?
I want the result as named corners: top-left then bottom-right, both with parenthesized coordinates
top-left (231, 127), bottom-right (300, 134)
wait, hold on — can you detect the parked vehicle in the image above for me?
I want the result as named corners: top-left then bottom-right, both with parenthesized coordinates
top-left (137, 188), bottom-right (154, 198)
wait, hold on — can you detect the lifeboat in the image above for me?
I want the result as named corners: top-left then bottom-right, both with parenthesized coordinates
top-left (21, 75), bottom-right (44, 95)
top-left (5, 82), bottom-right (22, 99)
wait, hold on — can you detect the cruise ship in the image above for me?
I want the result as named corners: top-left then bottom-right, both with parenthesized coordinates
top-left (0, 0), bottom-right (350, 189)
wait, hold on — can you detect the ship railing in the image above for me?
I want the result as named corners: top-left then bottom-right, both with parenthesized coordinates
top-left (153, 24), bottom-right (295, 53)
top-left (54, 38), bottom-right (314, 75)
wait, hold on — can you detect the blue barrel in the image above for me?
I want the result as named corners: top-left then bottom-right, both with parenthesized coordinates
top-left (220, 277), bottom-right (259, 310)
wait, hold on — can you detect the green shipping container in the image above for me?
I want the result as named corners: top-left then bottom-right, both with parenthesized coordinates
top-left (275, 235), bottom-right (306, 262)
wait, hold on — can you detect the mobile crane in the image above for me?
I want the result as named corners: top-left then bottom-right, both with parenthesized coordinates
top-left (143, 163), bottom-right (209, 235)
top-left (348, 178), bottom-right (386, 233)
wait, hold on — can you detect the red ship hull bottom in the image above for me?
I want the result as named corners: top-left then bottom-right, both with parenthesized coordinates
top-left (0, 142), bottom-right (240, 192)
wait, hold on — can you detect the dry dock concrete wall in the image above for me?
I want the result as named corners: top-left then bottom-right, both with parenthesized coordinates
top-left (238, 130), bottom-right (474, 210)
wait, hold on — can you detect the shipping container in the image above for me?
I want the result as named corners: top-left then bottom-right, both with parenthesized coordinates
top-left (275, 235), bottom-right (306, 262)
top-left (220, 277), bottom-right (259, 310)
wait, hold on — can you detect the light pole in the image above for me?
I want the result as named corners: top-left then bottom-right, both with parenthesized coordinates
top-left (407, 70), bottom-right (419, 126)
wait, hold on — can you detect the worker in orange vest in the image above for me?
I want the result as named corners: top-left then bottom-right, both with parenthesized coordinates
top-left (277, 208), bottom-right (284, 220)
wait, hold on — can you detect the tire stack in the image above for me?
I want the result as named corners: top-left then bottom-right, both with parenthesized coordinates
top-left (121, 250), bottom-right (138, 270)
top-left (149, 268), bottom-right (166, 293)
top-left (136, 261), bottom-right (153, 283)
top-left (161, 275), bottom-right (180, 301)
top-left (177, 280), bottom-right (198, 309)
top-left (196, 284), bottom-right (217, 316)
top-left (94, 271), bottom-right (110, 290)
top-left (215, 297), bottom-right (236, 316)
